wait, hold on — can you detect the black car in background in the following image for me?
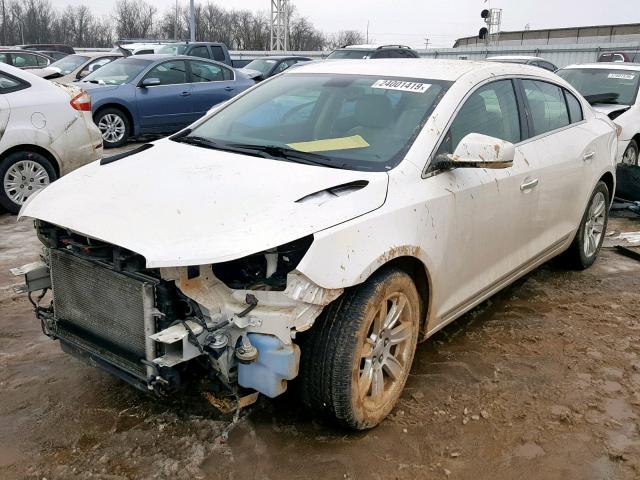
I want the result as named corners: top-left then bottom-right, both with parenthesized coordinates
top-left (36, 50), bottom-right (69, 61)
top-left (240, 56), bottom-right (312, 81)
top-left (327, 44), bottom-right (420, 59)
top-left (18, 44), bottom-right (75, 55)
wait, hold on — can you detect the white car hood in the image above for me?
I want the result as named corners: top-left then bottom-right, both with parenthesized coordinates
top-left (20, 140), bottom-right (388, 268)
top-left (28, 67), bottom-right (58, 78)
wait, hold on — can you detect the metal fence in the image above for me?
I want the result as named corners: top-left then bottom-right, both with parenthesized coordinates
top-left (77, 42), bottom-right (640, 68)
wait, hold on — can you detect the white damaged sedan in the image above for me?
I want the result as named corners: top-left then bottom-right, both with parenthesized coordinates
top-left (16, 59), bottom-right (617, 429)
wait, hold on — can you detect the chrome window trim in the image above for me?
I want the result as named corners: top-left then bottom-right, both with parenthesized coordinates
top-left (421, 74), bottom-right (588, 178)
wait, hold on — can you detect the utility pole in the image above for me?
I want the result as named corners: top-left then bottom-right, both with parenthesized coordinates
top-left (366, 21), bottom-right (369, 43)
top-left (1, 0), bottom-right (5, 46)
top-left (173, 0), bottom-right (178, 40)
top-left (189, 0), bottom-right (195, 42)
top-left (424, 37), bottom-right (430, 49)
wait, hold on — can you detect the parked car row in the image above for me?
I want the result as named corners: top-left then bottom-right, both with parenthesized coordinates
top-left (558, 63), bottom-right (640, 166)
top-left (13, 56), bottom-right (619, 431)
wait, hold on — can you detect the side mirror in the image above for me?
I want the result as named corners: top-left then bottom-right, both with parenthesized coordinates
top-left (141, 77), bottom-right (161, 87)
top-left (437, 133), bottom-right (515, 169)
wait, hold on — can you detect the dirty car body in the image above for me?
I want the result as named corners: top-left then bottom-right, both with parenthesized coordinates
top-left (17, 59), bottom-right (617, 428)
top-left (0, 63), bottom-right (102, 213)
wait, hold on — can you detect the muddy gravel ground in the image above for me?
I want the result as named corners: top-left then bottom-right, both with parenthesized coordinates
top-left (1, 212), bottom-right (640, 480)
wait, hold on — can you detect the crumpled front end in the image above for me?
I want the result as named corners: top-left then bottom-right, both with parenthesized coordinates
top-left (14, 221), bottom-right (342, 399)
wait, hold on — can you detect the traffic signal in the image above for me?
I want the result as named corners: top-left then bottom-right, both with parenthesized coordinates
top-left (479, 27), bottom-right (488, 40)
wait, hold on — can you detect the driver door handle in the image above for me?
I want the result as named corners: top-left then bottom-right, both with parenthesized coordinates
top-left (224, 86), bottom-right (235, 92)
top-left (520, 178), bottom-right (539, 191)
top-left (180, 91), bottom-right (191, 97)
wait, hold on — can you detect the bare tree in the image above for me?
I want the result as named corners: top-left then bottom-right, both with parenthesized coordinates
top-left (0, 0), bottom-right (330, 50)
top-left (326, 30), bottom-right (365, 50)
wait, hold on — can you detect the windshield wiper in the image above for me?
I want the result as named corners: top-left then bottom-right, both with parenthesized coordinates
top-left (173, 137), bottom-right (342, 168)
top-left (225, 143), bottom-right (341, 168)
top-left (172, 136), bottom-right (275, 159)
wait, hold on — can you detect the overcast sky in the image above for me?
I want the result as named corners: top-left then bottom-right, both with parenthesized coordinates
top-left (55, 0), bottom-right (639, 48)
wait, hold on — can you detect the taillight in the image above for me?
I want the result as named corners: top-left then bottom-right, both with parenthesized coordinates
top-left (70, 91), bottom-right (92, 111)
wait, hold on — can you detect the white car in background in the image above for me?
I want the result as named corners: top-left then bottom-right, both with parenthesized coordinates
top-left (0, 63), bottom-right (103, 213)
top-left (29, 52), bottom-right (122, 84)
top-left (18, 59), bottom-right (616, 429)
top-left (558, 63), bottom-right (640, 165)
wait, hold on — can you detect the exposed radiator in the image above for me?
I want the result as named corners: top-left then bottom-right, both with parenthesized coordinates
top-left (49, 249), bottom-right (156, 378)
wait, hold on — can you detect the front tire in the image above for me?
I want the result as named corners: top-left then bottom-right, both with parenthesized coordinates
top-left (298, 268), bottom-right (420, 429)
top-left (0, 151), bottom-right (56, 214)
top-left (622, 140), bottom-right (639, 166)
top-left (95, 108), bottom-right (130, 148)
top-left (563, 181), bottom-right (610, 269)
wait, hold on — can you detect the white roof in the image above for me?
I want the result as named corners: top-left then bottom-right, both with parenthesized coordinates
top-left (289, 58), bottom-right (550, 82)
top-left (343, 44), bottom-right (384, 50)
top-left (562, 62), bottom-right (640, 71)
top-left (486, 55), bottom-right (545, 61)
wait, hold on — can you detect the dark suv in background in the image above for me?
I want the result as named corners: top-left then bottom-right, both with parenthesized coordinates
top-left (327, 44), bottom-right (420, 59)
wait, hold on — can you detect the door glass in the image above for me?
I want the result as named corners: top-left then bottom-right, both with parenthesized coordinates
top-left (36, 55), bottom-right (49, 66)
top-left (275, 61), bottom-right (289, 74)
top-left (84, 57), bottom-right (116, 75)
top-left (211, 46), bottom-right (225, 62)
top-left (145, 60), bottom-right (187, 85)
top-left (190, 61), bottom-right (224, 82)
top-left (564, 90), bottom-right (583, 123)
top-left (190, 46), bottom-right (210, 59)
top-left (371, 50), bottom-right (391, 59)
top-left (438, 80), bottom-right (521, 155)
top-left (522, 80), bottom-right (570, 137)
top-left (0, 73), bottom-right (22, 91)
top-left (222, 67), bottom-right (234, 80)
top-left (12, 53), bottom-right (39, 68)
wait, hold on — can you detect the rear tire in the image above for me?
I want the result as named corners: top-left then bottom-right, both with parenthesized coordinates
top-left (298, 267), bottom-right (420, 429)
top-left (94, 107), bottom-right (130, 148)
top-left (0, 151), bottom-right (56, 214)
top-left (562, 181), bottom-right (609, 270)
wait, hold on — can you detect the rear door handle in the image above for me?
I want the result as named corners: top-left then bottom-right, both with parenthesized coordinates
top-left (224, 86), bottom-right (235, 92)
top-left (520, 178), bottom-right (539, 191)
top-left (583, 151), bottom-right (595, 161)
top-left (180, 91), bottom-right (191, 97)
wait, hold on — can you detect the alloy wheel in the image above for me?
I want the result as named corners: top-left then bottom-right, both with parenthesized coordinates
top-left (358, 292), bottom-right (414, 409)
top-left (583, 191), bottom-right (606, 258)
top-left (98, 113), bottom-right (126, 144)
top-left (3, 160), bottom-right (51, 205)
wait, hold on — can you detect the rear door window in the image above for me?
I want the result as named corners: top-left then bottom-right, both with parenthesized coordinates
top-left (522, 80), bottom-right (570, 137)
top-left (190, 60), bottom-right (224, 82)
top-left (211, 46), bottom-right (226, 62)
top-left (0, 72), bottom-right (29, 93)
top-left (190, 46), bottom-right (210, 59)
top-left (564, 90), bottom-right (583, 123)
top-left (11, 53), bottom-right (39, 68)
